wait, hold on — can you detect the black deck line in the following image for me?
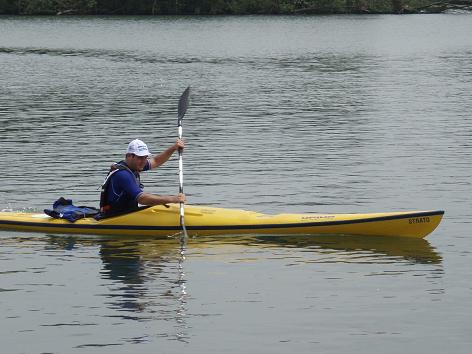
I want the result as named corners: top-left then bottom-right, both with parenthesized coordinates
top-left (0, 210), bottom-right (445, 231)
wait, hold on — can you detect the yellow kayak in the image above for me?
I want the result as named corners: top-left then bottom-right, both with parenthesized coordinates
top-left (0, 205), bottom-right (444, 238)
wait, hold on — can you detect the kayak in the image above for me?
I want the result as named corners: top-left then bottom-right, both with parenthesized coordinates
top-left (0, 204), bottom-right (444, 238)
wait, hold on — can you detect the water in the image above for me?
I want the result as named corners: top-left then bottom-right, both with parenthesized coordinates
top-left (0, 14), bottom-right (471, 353)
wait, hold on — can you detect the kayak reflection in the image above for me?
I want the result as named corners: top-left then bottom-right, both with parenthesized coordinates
top-left (46, 233), bottom-right (442, 267)
top-left (246, 234), bottom-right (442, 265)
top-left (43, 233), bottom-right (440, 343)
top-left (50, 233), bottom-right (442, 272)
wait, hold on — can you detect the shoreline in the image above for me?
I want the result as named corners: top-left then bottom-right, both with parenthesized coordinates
top-left (2, 1), bottom-right (470, 16)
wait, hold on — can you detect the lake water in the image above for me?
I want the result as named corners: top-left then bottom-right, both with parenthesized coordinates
top-left (0, 14), bottom-right (471, 353)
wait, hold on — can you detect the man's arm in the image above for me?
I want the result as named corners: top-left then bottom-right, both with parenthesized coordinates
top-left (137, 192), bottom-right (186, 206)
top-left (149, 139), bottom-right (185, 169)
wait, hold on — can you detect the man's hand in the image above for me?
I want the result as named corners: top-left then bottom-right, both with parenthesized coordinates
top-left (174, 138), bottom-right (185, 151)
top-left (176, 193), bottom-right (186, 203)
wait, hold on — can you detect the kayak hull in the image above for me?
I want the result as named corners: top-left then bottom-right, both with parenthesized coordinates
top-left (0, 205), bottom-right (444, 238)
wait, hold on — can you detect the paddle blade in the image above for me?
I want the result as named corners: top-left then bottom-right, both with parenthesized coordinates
top-left (178, 86), bottom-right (191, 124)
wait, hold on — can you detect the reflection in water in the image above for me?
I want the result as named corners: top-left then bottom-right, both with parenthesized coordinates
top-left (99, 239), bottom-right (148, 314)
top-left (46, 232), bottom-right (442, 324)
top-left (46, 233), bottom-right (442, 317)
top-left (46, 234), bottom-right (191, 342)
top-left (250, 234), bottom-right (442, 264)
top-left (176, 237), bottom-right (188, 343)
top-left (42, 233), bottom-right (443, 339)
top-left (98, 237), bottom-right (190, 343)
top-left (175, 234), bottom-right (441, 265)
top-left (2, 231), bottom-right (443, 348)
top-left (42, 233), bottom-right (443, 268)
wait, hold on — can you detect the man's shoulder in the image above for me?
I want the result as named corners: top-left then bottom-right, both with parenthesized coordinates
top-left (110, 168), bottom-right (134, 182)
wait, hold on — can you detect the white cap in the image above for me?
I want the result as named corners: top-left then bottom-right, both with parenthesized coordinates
top-left (126, 139), bottom-right (150, 157)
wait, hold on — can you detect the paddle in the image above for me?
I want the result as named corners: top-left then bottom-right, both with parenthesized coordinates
top-left (177, 86), bottom-right (190, 237)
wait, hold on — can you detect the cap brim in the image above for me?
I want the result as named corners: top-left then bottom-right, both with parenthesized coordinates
top-left (134, 151), bottom-right (150, 157)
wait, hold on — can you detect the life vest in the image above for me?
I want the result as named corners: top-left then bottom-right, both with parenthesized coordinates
top-left (44, 197), bottom-right (99, 222)
top-left (99, 161), bottom-right (144, 216)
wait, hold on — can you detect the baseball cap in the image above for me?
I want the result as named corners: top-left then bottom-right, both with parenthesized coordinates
top-left (127, 139), bottom-right (151, 157)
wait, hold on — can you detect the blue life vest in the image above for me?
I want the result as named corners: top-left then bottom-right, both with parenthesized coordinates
top-left (44, 197), bottom-right (99, 222)
top-left (99, 161), bottom-right (143, 217)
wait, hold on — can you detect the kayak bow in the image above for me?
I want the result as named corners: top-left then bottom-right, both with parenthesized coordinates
top-left (0, 205), bottom-right (444, 238)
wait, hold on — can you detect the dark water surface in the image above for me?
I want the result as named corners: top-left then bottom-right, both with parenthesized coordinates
top-left (0, 14), bottom-right (471, 353)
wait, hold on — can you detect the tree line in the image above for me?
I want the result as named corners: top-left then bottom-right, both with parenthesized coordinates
top-left (0, 0), bottom-right (459, 15)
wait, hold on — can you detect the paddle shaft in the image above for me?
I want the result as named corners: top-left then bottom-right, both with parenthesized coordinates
top-left (177, 86), bottom-right (190, 235)
top-left (178, 125), bottom-right (185, 229)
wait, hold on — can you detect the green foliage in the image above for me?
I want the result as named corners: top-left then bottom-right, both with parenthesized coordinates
top-left (314, 0), bottom-right (346, 13)
top-left (278, 0), bottom-right (295, 12)
top-left (22, 0), bottom-right (57, 14)
top-left (227, 0), bottom-right (280, 14)
top-left (0, 0), bottom-right (17, 14)
top-left (207, 0), bottom-right (228, 14)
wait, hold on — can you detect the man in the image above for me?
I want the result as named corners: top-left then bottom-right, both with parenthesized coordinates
top-left (100, 138), bottom-right (186, 216)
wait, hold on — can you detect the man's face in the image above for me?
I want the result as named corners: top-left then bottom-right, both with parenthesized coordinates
top-left (129, 154), bottom-right (148, 171)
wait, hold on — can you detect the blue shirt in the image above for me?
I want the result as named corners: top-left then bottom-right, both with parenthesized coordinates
top-left (107, 161), bottom-right (151, 211)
